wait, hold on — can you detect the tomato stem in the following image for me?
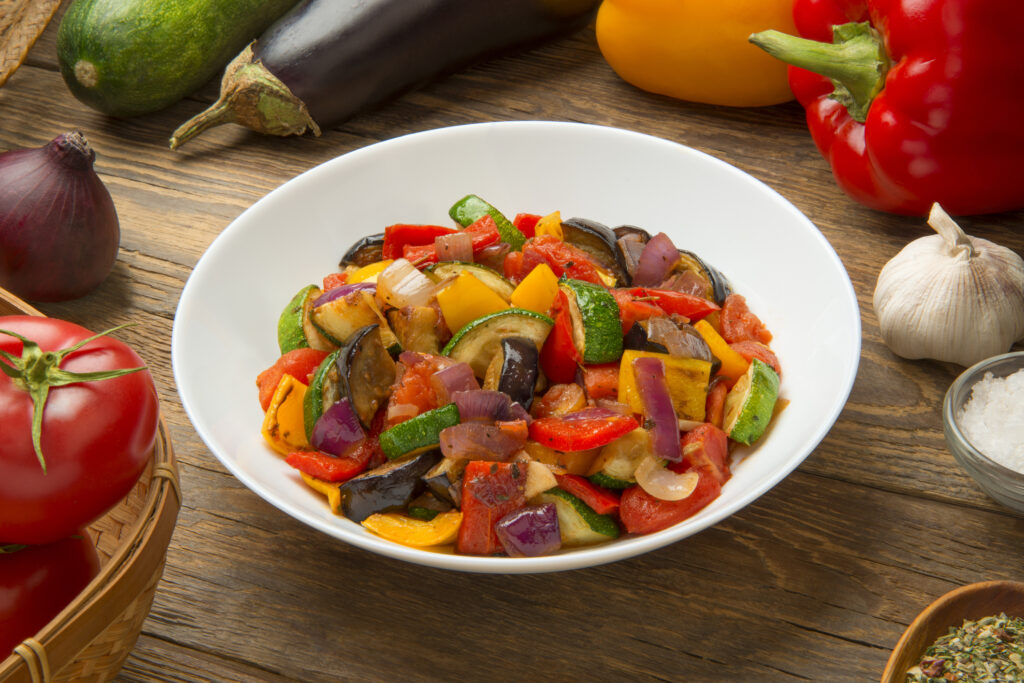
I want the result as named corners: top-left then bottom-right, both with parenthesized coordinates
top-left (0, 325), bottom-right (147, 473)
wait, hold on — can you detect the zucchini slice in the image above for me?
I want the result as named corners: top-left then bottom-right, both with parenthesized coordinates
top-left (379, 403), bottom-right (462, 460)
top-left (535, 488), bottom-right (620, 547)
top-left (442, 308), bottom-right (553, 378)
top-left (278, 284), bottom-right (336, 353)
top-left (311, 289), bottom-right (381, 346)
top-left (559, 278), bottom-right (623, 364)
top-left (448, 194), bottom-right (525, 250)
top-left (427, 261), bottom-right (515, 301)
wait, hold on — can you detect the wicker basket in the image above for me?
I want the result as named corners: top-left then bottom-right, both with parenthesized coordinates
top-left (0, 287), bottom-right (181, 683)
top-left (0, 0), bottom-right (63, 87)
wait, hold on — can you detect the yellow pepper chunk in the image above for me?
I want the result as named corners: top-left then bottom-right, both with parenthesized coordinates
top-left (510, 262), bottom-right (559, 314)
top-left (693, 319), bottom-right (749, 383)
top-left (300, 472), bottom-right (342, 514)
top-left (436, 271), bottom-right (509, 334)
top-left (534, 211), bottom-right (563, 239)
top-left (261, 374), bottom-right (310, 455)
top-left (348, 259), bottom-right (394, 284)
top-left (361, 511), bottom-right (463, 547)
top-left (618, 350), bottom-right (711, 421)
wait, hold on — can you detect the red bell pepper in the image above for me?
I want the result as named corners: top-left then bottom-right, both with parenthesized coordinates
top-left (619, 471), bottom-right (721, 535)
top-left (401, 215), bottom-right (501, 266)
top-left (256, 348), bottom-right (329, 411)
top-left (382, 224), bottom-right (456, 259)
top-left (457, 461), bottom-right (527, 555)
top-left (750, 0), bottom-right (1024, 215)
top-left (579, 363), bottom-right (619, 401)
top-left (528, 408), bottom-right (638, 452)
top-left (626, 288), bottom-right (719, 321)
top-left (284, 405), bottom-right (388, 481)
top-left (512, 213), bottom-right (541, 239)
top-left (554, 473), bottom-right (620, 515)
top-left (539, 290), bottom-right (581, 384)
top-left (322, 272), bottom-right (349, 291)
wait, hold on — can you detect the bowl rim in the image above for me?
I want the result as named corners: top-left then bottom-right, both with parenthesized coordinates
top-left (172, 120), bottom-right (862, 573)
top-left (943, 350), bottom-right (1024, 482)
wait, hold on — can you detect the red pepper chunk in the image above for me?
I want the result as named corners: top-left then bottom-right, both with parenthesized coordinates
top-left (555, 474), bottom-right (620, 515)
top-left (284, 405), bottom-right (388, 482)
top-left (512, 213), bottom-right (541, 239)
top-left (528, 411), bottom-right (638, 452)
top-left (401, 215), bottom-right (501, 266)
top-left (381, 224), bottom-right (456, 259)
top-left (539, 290), bottom-right (581, 384)
top-left (256, 348), bottom-right (330, 411)
top-left (626, 288), bottom-right (719, 321)
top-left (457, 461), bottom-right (527, 556)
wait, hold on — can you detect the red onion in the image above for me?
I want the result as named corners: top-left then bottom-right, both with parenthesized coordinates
top-left (430, 363), bottom-right (480, 404)
top-left (452, 389), bottom-right (533, 424)
top-left (495, 503), bottom-right (561, 557)
top-left (635, 455), bottom-right (699, 501)
top-left (632, 356), bottom-right (682, 462)
top-left (434, 232), bottom-right (473, 263)
top-left (616, 234), bottom-right (646, 279)
top-left (0, 131), bottom-right (119, 302)
top-left (632, 232), bottom-right (679, 287)
top-left (312, 282), bottom-right (375, 307)
top-left (473, 242), bottom-right (511, 272)
top-left (311, 398), bottom-right (366, 456)
top-left (439, 420), bottom-right (528, 461)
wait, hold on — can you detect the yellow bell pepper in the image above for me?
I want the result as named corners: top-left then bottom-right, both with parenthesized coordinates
top-left (595, 0), bottom-right (797, 107)
top-left (361, 511), bottom-right (463, 547)
top-left (534, 211), bottom-right (563, 240)
top-left (510, 262), bottom-right (559, 314)
top-left (261, 374), bottom-right (310, 455)
top-left (348, 259), bottom-right (394, 284)
top-left (693, 319), bottom-right (749, 383)
top-left (300, 472), bottom-right (342, 514)
top-left (618, 349), bottom-right (711, 421)
top-left (436, 271), bottom-right (509, 334)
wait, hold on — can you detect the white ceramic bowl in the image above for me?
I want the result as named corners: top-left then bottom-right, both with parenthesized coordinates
top-left (172, 121), bottom-right (860, 573)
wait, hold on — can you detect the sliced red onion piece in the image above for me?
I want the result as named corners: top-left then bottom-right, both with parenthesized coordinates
top-left (434, 232), bottom-right (474, 263)
top-left (439, 421), bottom-right (528, 461)
top-left (377, 258), bottom-right (436, 308)
top-left (506, 401), bottom-right (533, 425)
top-left (632, 356), bottom-right (682, 462)
top-left (312, 282), bottom-right (376, 308)
top-left (495, 503), bottom-right (561, 557)
top-left (616, 234), bottom-right (647, 279)
top-left (594, 399), bottom-right (632, 416)
top-left (634, 454), bottom-right (698, 501)
top-left (431, 363), bottom-right (480, 405)
top-left (633, 232), bottom-right (680, 286)
top-left (311, 397), bottom-right (366, 457)
top-left (452, 389), bottom-right (512, 423)
top-left (474, 242), bottom-right (511, 272)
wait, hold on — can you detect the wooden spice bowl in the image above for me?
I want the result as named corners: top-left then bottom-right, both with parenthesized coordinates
top-left (881, 580), bottom-right (1024, 682)
top-left (0, 286), bottom-right (181, 683)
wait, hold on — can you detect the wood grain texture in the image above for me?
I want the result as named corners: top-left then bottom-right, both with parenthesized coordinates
top-left (3, 7), bottom-right (1024, 683)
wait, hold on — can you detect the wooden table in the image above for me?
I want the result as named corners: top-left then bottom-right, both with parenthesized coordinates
top-left (4, 8), bottom-right (1023, 682)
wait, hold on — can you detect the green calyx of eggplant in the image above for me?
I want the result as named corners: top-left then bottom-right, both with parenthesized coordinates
top-left (749, 21), bottom-right (890, 123)
top-left (169, 43), bottom-right (320, 150)
top-left (0, 325), bottom-right (146, 473)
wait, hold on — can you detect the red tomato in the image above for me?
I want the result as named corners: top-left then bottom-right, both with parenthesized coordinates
top-left (619, 472), bottom-right (722, 535)
top-left (720, 294), bottom-right (772, 344)
top-left (385, 353), bottom-right (450, 426)
top-left (322, 272), bottom-right (349, 291)
top-left (457, 461), bottom-right (526, 555)
top-left (1, 532), bottom-right (100, 657)
top-left (672, 423), bottom-right (731, 485)
top-left (0, 317), bottom-right (160, 545)
top-left (520, 236), bottom-right (606, 285)
top-left (256, 348), bottom-right (330, 411)
top-left (729, 340), bottom-right (782, 379)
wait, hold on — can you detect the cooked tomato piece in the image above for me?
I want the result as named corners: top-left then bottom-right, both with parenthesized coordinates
top-left (457, 461), bottom-right (527, 555)
top-left (729, 340), bottom-right (782, 379)
top-left (619, 470), bottom-right (721, 535)
top-left (671, 422), bottom-right (731, 485)
top-left (386, 353), bottom-right (451, 426)
top-left (720, 294), bottom-right (772, 344)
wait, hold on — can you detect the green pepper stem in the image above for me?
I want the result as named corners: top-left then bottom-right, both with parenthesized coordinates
top-left (749, 22), bottom-right (889, 123)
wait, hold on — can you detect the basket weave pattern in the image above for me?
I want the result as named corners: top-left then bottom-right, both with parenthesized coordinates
top-left (0, 0), bottom-right (62, 87)
top-left (0, 288), bottom-right (181, 683)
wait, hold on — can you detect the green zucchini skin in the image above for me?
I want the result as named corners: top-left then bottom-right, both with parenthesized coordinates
top-left (56, 0), bottom-right (300, 117)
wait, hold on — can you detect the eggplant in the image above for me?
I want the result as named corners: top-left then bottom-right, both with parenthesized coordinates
top-left (336, 324), bottom-right (397, 428)
top-left (561, 218), bottom-right (630, 284)
top-left (422, 457), bottom-right (468, 508)
top-left (496, 337), bottom-right (539, 411)
top-left (666, 250), bottom-right (733, 305)
top-left (339, 450), bottom-right (442, 522)
top-left (613, 225), bottom-right (652, 242)
top-left (339, 233), bottom-right (384, 268)
top-left (170, 0), bottom-right (600, 148)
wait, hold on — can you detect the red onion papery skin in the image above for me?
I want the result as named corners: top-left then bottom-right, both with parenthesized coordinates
top-left (0, 132), bottom-right (119, 302)
top-left (632, 232), bottom-right (679, 287)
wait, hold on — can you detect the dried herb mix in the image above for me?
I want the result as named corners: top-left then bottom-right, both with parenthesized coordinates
top-left (906, 613), bottom-right (1024, 682)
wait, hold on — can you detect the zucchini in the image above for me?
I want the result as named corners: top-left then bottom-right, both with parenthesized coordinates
top-left (535, 488), bottom-right (619, 547)
top-left (442, 309), bottom-right (553, 378)
top-left (57, 0), bottom-right (299, 117)
top-left (559, 278), bottom-right (622, 364)
top-left (449, 195), bottom-right (525, 251)
top-left (586, 428), bottom-right (651, 486)
top-left (277, 284), bottom-right (334, 353)
top-left (169, 0), bottom-right (601, 148)
top-left (303, 349), bottom-right (342, 440)
top-left (379, 404), bottom-right (461, 460)
top-left (427, 262), bottom-right (515, 301)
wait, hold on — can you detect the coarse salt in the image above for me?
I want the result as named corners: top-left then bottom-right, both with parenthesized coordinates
top-left (956, 369), bottom-right (1024, 473)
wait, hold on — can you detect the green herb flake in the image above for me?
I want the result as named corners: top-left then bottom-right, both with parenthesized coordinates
top-left (906, 613), bottom-right (1024, 682)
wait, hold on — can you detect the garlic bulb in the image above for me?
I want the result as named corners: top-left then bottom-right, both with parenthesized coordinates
top-left (873, 204), bottom-right (1024, 367)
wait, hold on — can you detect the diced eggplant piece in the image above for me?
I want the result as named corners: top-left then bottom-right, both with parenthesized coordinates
top-left (613, 225), bottom-right (652, 242)
top-left (337, 324), bottom-right (396, 428)
top-left (621, 321), bottom-right (668, 354)
top-left (339, 232), bottom-right (384, 268)
top-left (496, 337), bottom-right (539, 411)
top-left (613, 226), bottom-right (650, 282)
top-left (561, 218), bottom-right (629, 284)
top-left (387, 305), bottom-right (443, 355)
top-left (646, 319), bottom-right (721, 375)
top-left (422, 457), bottom-right (468, 508)
top-left (339, 450), bottom-right (442, 523)
top-left (662, 250), bottom-right (732, 305)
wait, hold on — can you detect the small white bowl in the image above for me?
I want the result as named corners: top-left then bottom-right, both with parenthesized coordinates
top-left (943, 351), bottom-right (1024, 513)
top-left (172, 121), bottom-right (861, 573)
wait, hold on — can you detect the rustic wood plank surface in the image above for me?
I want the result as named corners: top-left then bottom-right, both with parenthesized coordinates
top-left (3, 5), bottom-right (1024, 682)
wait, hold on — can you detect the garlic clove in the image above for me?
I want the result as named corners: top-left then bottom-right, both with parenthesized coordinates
top-left (872, 204), bottom-right (1024, 367)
